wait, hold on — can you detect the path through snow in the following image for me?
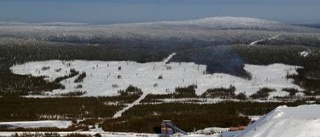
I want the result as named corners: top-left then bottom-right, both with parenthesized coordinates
top-left (162, 53), bottom-right (176, 63)
top-left (113, 93), bottom-right (148, 118)
top-left (112, 53), bottom-right (176, 118)
top-left (249, 34), bottom-right (281, 46)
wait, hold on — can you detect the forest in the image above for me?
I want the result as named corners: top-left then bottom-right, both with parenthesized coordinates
top-left (102, 101), bottom-right (304, 133)
top-left (2, 42), bottom-right (320, 96)
top-left (0, 95), bottom-right (141, 122)
top-left (0, 28), bottom-right (320, 133)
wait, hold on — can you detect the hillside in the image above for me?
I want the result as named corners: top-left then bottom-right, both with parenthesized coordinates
top-left (0, 16), bottom-right (320, 135)
top-left (120, 16), bottom-right (317, 32)
top-left (10, 59), bottom-right (301, 97)
top-left (235, 105), bottom-right (320, 137)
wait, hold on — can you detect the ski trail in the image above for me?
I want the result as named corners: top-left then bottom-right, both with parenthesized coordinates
top-left (112, 53), bottom-right (176, 118)
top-left (112, 93), bottom-right (148, 118)
top-left (267, 34), bottom-right (281, 40)
top-left (249, 34), bottom-right (281, 46)
top-left (163, 53), bottom-right (176, 63)
top-left (112, 53), bottom-right (175, 119)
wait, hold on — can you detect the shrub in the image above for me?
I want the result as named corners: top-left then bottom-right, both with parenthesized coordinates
top-left (282, 88), bottom-right (299, 96)
top-left (201, 85), bottom-right (236, 99)
top-left (236, 92), bottom-right (247, 100)
top-left (74, 72), bottom-right (86, 83)
top-left (250, 88), bottom-right (276, 99)
top-left (118, 85), bottom-right (143, 96)
top-left (174, 85), bottom-right (198, 98)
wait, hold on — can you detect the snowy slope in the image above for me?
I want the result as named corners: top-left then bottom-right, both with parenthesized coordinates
top-left (10, 57), bottom-right (302, 97)
top-left (0, 16), bottom-right (318, 45)
top-left (113, 17), bottom-right (315, 32)
top-left (0, 120), bottom-right (71, 129)
top-left (235, 105), bottom-right (320, 137)
top-left (147, 17), bottom-right (282, 29)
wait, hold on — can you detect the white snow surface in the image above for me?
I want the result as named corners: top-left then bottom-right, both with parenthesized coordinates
top-left (235, 105), bottom-right (320, 137)
top-left (113, 93), bottom-right (148, 118)
top-left (0, 120), bottom-right (71, 129)
top-left (0, 17), bottom-right (317, 46)
top-left (10, 57), bottom-right (302, 97)
top-left (0, 131), bottom-right (214, 137)
top-left (167, 17), bottom-right (282, 30)
top-left (114, 17), bottom-right (285, 30)
top-left (300, 51), bottom-right (310, 57)
top-left (249, 34), bottom-right (281, 46)
top-left (1, 17), bottom-right (282, 30)
top-left (196, 127), bottom-right (229, 135)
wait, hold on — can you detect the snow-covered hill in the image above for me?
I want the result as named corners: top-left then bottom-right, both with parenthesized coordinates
top-left (0, 120), bottom-right (71, 129)
top-left (112, 16), bottom-right (317, 32)
top-left (0, 16), bottom-right (318, 43)
top-left (235, 105), bottom-right (320, 137)
top-left (0, 17), bottom-right (311, 31)
top-left (10, 58), bottom-right (302, 97)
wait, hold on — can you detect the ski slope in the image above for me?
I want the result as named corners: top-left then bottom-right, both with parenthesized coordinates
top-left (0, 120), bottom-right (71, 129)
top-left (249, 34), bottom-right (281, 46)
top-left (235, 105), bottom-right (320, 137)
top-left (10, 56), bottom-right (302, 98)
top-left (113, 92), bottom-right (148, 118)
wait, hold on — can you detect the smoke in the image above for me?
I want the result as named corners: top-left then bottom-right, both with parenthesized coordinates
top-left (173, 45), bottom-right (251, 79)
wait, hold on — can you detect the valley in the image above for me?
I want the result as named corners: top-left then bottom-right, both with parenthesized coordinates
top-left (0, 17), bottom-right (320, 136)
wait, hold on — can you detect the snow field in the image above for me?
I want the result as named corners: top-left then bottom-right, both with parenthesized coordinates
top-left (235, 105), bottom-right (320, 137)
top-left (249, 34), bottom-right (281, 46)
top-left (0, 120), bottom-right (71, 129)
top-left (10, 58), bottom-right (302, 98)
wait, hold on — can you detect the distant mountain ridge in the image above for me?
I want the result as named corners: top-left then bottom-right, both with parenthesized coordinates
top-left (1, 17), bottom-right (318, 32)
top-left (111, 16), bottom-right (319, 32)
top-left (0, 21), bottom-right (88, 26)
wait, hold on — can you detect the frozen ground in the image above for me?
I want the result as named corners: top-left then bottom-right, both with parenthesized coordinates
top-left (0, 132), bottom-right (215, 137)
top-left (10, 55), bottom-right (302, 98)
top-left (235, 105), bottom-right (320, 137)
top-left (0, 120), bottom-right (71, 129)
top-left (249, 34), bottom-right (281, 45)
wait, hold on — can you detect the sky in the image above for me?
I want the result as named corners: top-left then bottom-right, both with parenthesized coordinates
top-left (0, 0), bottom-right (319, 24)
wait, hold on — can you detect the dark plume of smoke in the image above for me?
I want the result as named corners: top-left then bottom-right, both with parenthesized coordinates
top-left (172, 45), bottom-right (251, 79)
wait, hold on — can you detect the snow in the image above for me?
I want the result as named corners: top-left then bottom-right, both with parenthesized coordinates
top-left (2, 105), bottom-right (320, 137)
top-left (113, 93), bottom-right (148, 118)
top-left (0, 120), bottom-right (72, 129)
top-left (247, 116), bottom-right (262, 122)
top-left (116, 17), bottom-right (285, 31)
top-left (0, 131), bottom-right (214, 137)
top-left (249, 34), bottom-right (281, 46)
top-left (235, 105), bottom-right (320, 137)
top-left (0, 17), bottom-right (309, 32)
top-left (173, 17), bottom-right (282, 30)
top-left (196, 127), bottom-right (229, 135)
top-left (163, 53), bottom-right (176, 63)
top-left (249, 39), bottom-right (264, 46)
top-left (300, 51), bottom-right (310, 57)
top-left (0, 132), bottom-right (157, 137)
top-left (10, 57), bottom-right (302, 98)
top-left (0, 17), bottom-right (317, 48)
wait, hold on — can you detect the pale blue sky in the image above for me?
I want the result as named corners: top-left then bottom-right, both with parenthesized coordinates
top-left (0, 0), bottom-right (319, 24)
